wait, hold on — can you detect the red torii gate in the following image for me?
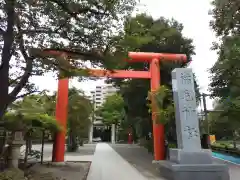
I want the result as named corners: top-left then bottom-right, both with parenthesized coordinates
top-left (40, 50), bottom-right (187, 162)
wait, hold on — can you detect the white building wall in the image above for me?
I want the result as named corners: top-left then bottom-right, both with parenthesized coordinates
top-left (88, 83), bottom-right (118, 143)
top-left (88, 83), bottom-right (118, 123)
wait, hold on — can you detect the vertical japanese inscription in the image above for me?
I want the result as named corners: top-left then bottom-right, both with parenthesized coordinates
top-left (172, 68), bottom-right (201, 150)
top-left (180, 71), bottom-right (199, 139)
top-left (180, 71), bottom-right (192, 85)
top-left (184, 126), bottom-right (199, 139)
top-left (180, 90), bottom-right (194, 101)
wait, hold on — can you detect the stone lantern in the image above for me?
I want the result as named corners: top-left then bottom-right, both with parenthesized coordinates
top-left (8, 131), bottom-right (25, 168)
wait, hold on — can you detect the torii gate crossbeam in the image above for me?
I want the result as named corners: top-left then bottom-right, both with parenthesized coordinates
top-left (42, 51), bottom-right (187, 162)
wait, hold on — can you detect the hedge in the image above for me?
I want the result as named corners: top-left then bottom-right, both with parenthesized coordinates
top-left (211, 143), bottom-right (240, 157)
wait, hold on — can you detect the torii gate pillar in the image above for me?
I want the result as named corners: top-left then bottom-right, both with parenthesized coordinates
top-left (150, 58), bottom-right (164, 160)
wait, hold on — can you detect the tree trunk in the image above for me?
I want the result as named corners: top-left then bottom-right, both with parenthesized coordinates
top-left (41, 131), bottom-right (45, 164)
top-left (0, 0), bottom-right (16, 118)
top-left (0, 0), bottom-right (16, 156)
top-left (28, 138), bottom-right (32, 152)
top-left (232, 130), bottom-right (237, 149)
top-left (0, 131), bottom-right (7, 155)
top-left (24, 132), bottom-right (30, 169)
top-left (233, 140), bottom-right (237, 149)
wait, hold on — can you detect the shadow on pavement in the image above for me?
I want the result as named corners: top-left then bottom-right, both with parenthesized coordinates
top-left (110, 144), bottom-right (164, 180)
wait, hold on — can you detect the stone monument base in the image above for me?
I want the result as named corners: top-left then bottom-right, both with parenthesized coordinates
top-left (153, 161), bottom-right (229, 180)
top-left (169, 149), bottom-right (213, 164)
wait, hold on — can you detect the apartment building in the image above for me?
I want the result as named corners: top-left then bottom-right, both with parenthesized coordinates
top-left (88, 83), bottom-right (118, 143)
top-left (90, 83), bottom-right (118, 110)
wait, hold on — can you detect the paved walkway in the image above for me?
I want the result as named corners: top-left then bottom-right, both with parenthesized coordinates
top-left (87, 143), bottom-right (151, 180)
top-left (111, 144), bottom-right (164, 179)
top-left (111, 144), bottom-right (240, 180)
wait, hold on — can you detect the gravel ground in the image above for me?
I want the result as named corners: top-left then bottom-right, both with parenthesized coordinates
top-left (23, 144), bottom-right (97, 180)
top-left (28, 162), bottom-right (91, 180)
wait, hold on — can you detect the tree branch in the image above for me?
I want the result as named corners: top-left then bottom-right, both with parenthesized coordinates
top-left (29, 47), bottom-right (104, 62)
top-left (15, 91), bottom-right (41, 100)
top-left (44, 48), bottom-right (104, 60)
top-left (9, 15), bottom-right (33, 102)
top-left (48, 0), bottom-right (108, 21)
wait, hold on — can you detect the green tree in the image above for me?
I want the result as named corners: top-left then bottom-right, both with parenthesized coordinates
top-left (96, 93), bottom-right (125, 126)
top-left (0, 0), bottom-right (136, 119)
top-left (209, 37), bottom-right (240, 145)
top-left (4, 94), bottom-right (60, 166)
top-left (209, 0), bottom-right (240, 148)
top-left (209, 36), bottom-right (240, 98)
top-left (6, 93), bottom-right (60, 142)
top-left (147, 86), bottom-right (174, 125)
top-left (206, 100), bottom-right (240, 148)
top-left (210, 0), bottom-right (240, 36)
top-left (67, 88), bottom-right (92, 151)
top-left (108, 14), bottom-right (197, 142)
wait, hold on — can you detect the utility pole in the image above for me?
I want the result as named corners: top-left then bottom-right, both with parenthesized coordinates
top-left (89, 93), bottom-right (95, 143)
top-left (200, 93), bottom-right (225, 148)
top-left (201, 93), bottom-right (213, 149)
top-left (202, 93), bottom-right (209, 135)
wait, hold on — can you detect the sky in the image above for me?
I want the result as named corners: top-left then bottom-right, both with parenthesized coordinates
top-left (30, 0), bottom-right (217, 110)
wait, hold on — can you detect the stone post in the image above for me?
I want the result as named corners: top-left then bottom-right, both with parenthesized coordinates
top-left (111, 124), bottom-right (115, 144)
top-left (153, 68), bottom-right (230, 180)
top-left (88, 123), bottom-right (93, 144)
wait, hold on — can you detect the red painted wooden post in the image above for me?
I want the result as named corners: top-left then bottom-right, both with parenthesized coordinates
top-left (150, 58), bottom-right (165, 160)
top-left (52, 78), bottom-right (69, 162)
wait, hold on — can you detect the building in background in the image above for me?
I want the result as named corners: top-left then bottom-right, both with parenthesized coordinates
top-left (88, 83), bottom-right (118, 143)
top-left (93, 83), bottom-right (118, 109)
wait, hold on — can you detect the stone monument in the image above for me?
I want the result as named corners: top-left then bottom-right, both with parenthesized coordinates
top-left (153, 68), bottom-right (229, 180)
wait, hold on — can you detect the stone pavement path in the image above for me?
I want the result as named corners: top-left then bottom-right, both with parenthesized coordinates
top-left (111, 144), bottom-right (240, 180)
top-left (111, 144), bottom-right (165, 180)
top-left (213, 158), bottom-right (240, 180)
top-left (87, 143), bottom-right (159, 180)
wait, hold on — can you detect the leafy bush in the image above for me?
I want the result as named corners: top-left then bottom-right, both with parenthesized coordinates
top-left (66, 143), bottom-right (78, 152)
top-left (142, 139), bottom-right (153, 154)
top-left (211, 142), bottom-right (240, 156)
top-left (168, 143), bottom-right (177, 148)
top-left (147, 86), bottom-right (174, 124)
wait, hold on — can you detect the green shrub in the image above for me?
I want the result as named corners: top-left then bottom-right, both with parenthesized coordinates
top-left (144, 140), bottom-right (153, 154)
top-left (66, 143), bottom-right (78, 152)
top-left (211, 143), bottom-right (240, 157)
top-left (168, 143), bottom-right (177, 148)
